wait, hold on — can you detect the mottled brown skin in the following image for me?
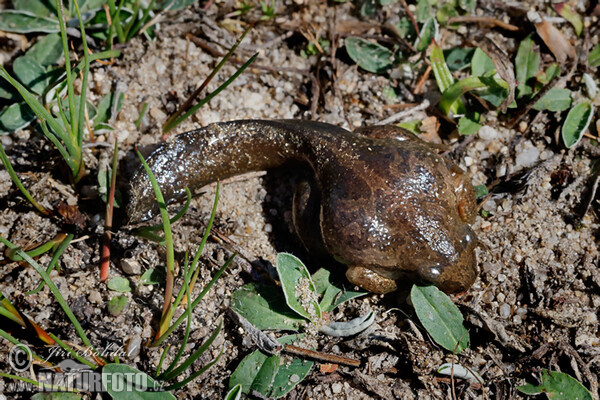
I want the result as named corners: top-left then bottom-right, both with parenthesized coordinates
top-left (128, 120), bottom-right (478, 294)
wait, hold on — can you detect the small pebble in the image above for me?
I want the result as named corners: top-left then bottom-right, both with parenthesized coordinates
top-left (127, 335), bottom-right (142, 359)
top-left (332, 382), bottom-right (343, 394)
top-left (120, 258), bottom-right (142, 275)
top-left (499, 304), bottom-right (511, 319)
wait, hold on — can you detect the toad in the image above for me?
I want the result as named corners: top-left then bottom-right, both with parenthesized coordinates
top-left (128, 120), bottom-right (478, 294)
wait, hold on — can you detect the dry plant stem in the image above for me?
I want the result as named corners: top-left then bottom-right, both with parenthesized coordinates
top-left (399, 0), bottom-right (420, 36)
top-left (377, 100), bottom-right (430, 125)
top-left (447, 16), bottom-right (519, 31)
top-left (100, 141), bottom-right (118, 281)
top-left (284, 344), bottom-right (360, 367)
top-left (414, 65), bottom-right (432, 95)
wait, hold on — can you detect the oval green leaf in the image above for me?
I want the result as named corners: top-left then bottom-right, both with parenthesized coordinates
top-left (415, 17), bottom-right (438, 51)
top-left (0, 10), bottom-right (59, 33)
top-left (410, 284), bottom-right (469, 353)
top-left (0, 102), bottom-right (35, 133)
top-left (230, 283), bottom-right (306, 331)
top-left (108, 295), bottom-right (129, 316)
top-left (533, 87), bottom-right (572, 112)
top-left (562, 101), bottom-right (593, 149)
top-left (276, 253), bottom-right (321, 321)
top-left (518, 369), bottom-right (592, 400)
top-left (102, 363), bottom-right (175, 399)
top-left (107, 276), bottom-right (131, 293)
top-left (345, 37), bottom-right (394, 74)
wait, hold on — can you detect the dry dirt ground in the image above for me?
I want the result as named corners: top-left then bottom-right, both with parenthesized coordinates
top-left (1, 1), bottom-right (599, 399)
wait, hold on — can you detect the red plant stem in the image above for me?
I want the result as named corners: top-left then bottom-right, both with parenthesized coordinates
top-left (100, 141), bottom-right (118, 281)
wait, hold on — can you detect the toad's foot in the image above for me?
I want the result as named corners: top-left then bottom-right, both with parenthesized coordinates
top-left (346, 266), bottom-right (397, 294)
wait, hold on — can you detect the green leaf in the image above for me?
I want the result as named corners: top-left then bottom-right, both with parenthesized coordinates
top-left (533, 87), bottom-right (572, 112)
top-left (250, 355), bottom-right (280, 395)
top-left (12, 0), bottom-right (56, 17)
top-left (430, 43), bottom-right (454, 93)
top-left (229, 335), bottom-right (313, 398)
top-left (157, 0), bottom-right (199, 10)
top-left (102, 364), bottom-right (176, 399)
top-left (410, 284), bottom-right (469, 353)
top-left (399, 119), bottom-right (422, 134)
top-left (269, 357), bottom-right (314, 398)
top-left (276, 253), bottom-right (321, 321)
top-left (515, 36), bottom-right (540, 99)
top-left (345, 37), bottom-right (395, 74)
top-left (555, 3), bottom-right (583, 37)
top-left (107, 277), bottom-right (131, 293)
top-left (0, 102), bottom-right (35, 133)
top-left (436, 3), bottom-right (458, 25)
top-left (537, 63), bottom-right (561, 85)
top-left (231, 283), bottom-right (306, 331)
top-left (13, 56), bottom-right (50, 94)
top-left (444, 47), bottom-right (474, 72)
top-left (394, 17), bottom-right (415, 39)
top-left (94, 91), bottom-right (124, 126)
top-left (474, 185), bottom-right (488, 199)
top-left (416, 0), bottom-right (431, 22)
top-left (224, 384), bottom-right (242, 400)
top-left (590, 43), bottom-right (600, 68)
top-left (415, 17), bottom-right (437, 51)
top-left (457, 114), bottom-right (482, 135)
top-left (311, 268), bottom-right (365, 312)
top-left (31, 393), bottom-right (82, 399)
top-left (78, 0), bottom-right (110, 14)
top-left (440, 75), bottom-right (509, 115)
top-left (430, 42), bottom-right (464, 115)
top-left (562, 102), bottom-right (593, 149)
top-left (140, 267), bottom-right (165, 285)
top-left (26, 33), bottom-right (63, 66)
top-left (0, 11), bottom-right (59, 33)
top-left (228, 347), bottom-right (269, 394)
top-left (470, 48), bottom-right (495, 77)
top-left (518, 369), bottom-right (592, 400)
top-left (107, 295), bottom-right (129, 316)
top-left (458, 0), bottom-right (475, 12)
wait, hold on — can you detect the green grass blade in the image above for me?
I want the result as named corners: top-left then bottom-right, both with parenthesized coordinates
top-left (161, 320), bottom-right (222, 381)
top-left (162, 25), bottom-right (255, 132)
top-left (152, 255), bottom-right (233, 347)
top-left (172, 184), bottom-right (219, 310)
top-left (73, 0), bottom-right (90, 153)
top-left (49, 333), bottom-right (97, 369)
top-left (164, 349), bottom-right (223, 391)
top-left (0, 67), bottom-right (70, 145)
top-left (136, 150), bottom-right (175, 333)
top-left (138, 187), bottom-right (192, 233)
top-left (0, 144), bottom-right (50, 215)
top-left (165, 53), bottom-right (258, 132)
top-left (155, 343), bottom-right (171, 377)
top-left (56, 0), bottom-right (78, 141)
top-left (0, 236), bottom-right (96, 352)
top-left (27, 233), bottom-right (73, 295)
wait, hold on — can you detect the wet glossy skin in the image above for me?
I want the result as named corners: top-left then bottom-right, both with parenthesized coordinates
top-left (128, 120), bottom-right (478, 294)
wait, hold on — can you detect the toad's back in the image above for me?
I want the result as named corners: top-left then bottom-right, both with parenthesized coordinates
top-left (128, 120), bottom-right (478, 294)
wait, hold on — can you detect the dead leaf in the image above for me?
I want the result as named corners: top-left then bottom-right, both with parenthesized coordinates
top-left (320, 363), bottom-right (339, 373)
top-left (419, 116), bottom-right (442, 144)
top-left (529, 11), bottom-right (576, 63)
top-left (57, 201), bottom-right (87, 230)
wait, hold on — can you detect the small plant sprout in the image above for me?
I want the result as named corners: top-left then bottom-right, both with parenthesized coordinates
top-left (229, 254), bottom-right (371, 396)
